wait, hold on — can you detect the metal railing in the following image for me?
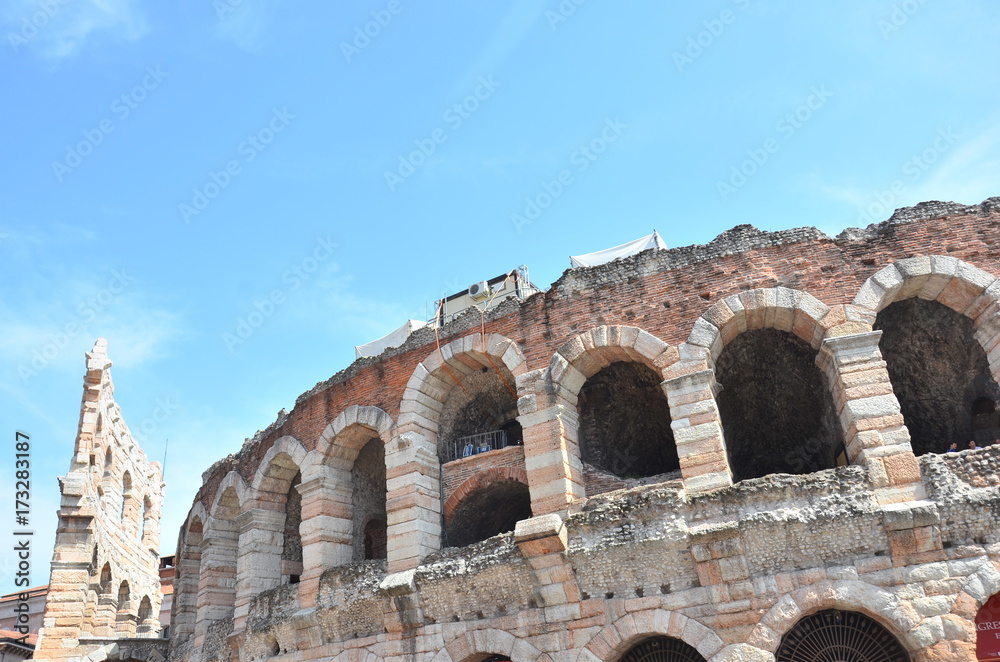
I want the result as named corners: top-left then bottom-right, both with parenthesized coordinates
top-left (443, 429), bottom-right (509, 463)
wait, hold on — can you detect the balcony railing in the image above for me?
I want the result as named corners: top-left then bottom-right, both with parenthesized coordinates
top-left (443, 430), bottom-right (509, 463)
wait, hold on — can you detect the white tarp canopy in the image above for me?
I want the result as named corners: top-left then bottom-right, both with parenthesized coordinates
top-left (355, 319), bottom-right (427, 359)
top-left (570, 231), bottom-right (666, 268)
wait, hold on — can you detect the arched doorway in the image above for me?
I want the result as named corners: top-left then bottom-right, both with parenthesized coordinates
top-left (617, 636), bottom-right (705, 662)
top-left (776, 609), bottom-right (909, 662)
top-left (446, 479), bottom-right (531, 547)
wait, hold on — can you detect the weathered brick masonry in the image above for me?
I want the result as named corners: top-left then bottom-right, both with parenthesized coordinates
top-left (166, 198), bottom-right (1000, 662)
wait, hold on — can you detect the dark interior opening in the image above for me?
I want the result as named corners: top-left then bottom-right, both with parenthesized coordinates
top-left (716, 328), bottom-right (841, 481)
top-left (578, 361), bottom-right (678, 478)
top-left (875, 297), bottom-right (1000, 453)
top-left (446, 479), bottom-right (532, 548)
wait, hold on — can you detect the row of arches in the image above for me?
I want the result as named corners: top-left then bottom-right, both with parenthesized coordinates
top-left (88, 418), bottom-right (160, 550)
top-left (81, 555), bottom-right (159, 638)
top-left (173, 255), bottom-right (1000, 646)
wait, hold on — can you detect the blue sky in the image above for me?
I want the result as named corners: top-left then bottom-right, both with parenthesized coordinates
top-left (1, 0), bottom-right (999, 596)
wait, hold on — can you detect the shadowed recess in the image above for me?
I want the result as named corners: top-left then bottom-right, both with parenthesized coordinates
top-left (716, 328), bottom-right (842, 482)
top-left (876, 297), bottom-right (1000, 454)
top-left (578, 361), bottom-right (678, 478)
top-left (446, 479), bottom-right (532, 548)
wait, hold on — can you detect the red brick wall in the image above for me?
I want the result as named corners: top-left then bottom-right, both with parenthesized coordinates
top-left (194, 200), bottom-right (1000, 510)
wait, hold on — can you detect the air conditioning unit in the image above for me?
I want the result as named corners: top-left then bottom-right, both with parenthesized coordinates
top-left (468, 281), bottom-right (491, 300)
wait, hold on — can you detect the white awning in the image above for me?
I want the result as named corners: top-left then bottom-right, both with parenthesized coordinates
top-left (355, 319), bottom-right (427, 359)
top-left (570, 231), bottom-right (666, 268)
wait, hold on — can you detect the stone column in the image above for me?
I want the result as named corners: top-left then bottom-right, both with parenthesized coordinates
top-left (232, 508), bottom-right (285, 630)
top-left (519, 402), bottom-right (585, 516)
top-left (297, 473), bottom-right (352, 608)
top-left (194, 531), bottom-right (239, 647)
top-left (664, 368), bottom-right (733, 494)
top-left (818, 331), bottom-right (925, 504)
top-left (385, 432), bottom-right (441, 573)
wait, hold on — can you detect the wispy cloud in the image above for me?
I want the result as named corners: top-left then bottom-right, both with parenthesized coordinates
top-left (3, 0), bottom-right (147, 59)
top-left (913, 120), bottom-right (1000, 205)
top-left (214, 0), bottom-right (279, 52)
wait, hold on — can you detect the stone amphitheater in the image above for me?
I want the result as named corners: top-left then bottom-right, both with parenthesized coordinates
top-left (35, 198), bottom-right (1000, 662)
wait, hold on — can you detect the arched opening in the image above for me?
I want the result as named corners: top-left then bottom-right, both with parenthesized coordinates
top-left (352, 437), bottom-right (387, 562)
top-left (282, 471), bottom-right (302, 584)
top-left (438, 364), bottom-right (521, 463)
top-left (99, 563), bottom-right (112, 595)
top-left (578, 361), bottom-right (678, 481)
top-left (446, 479), bottom-right (531, 547)
top-left (977, 593), bottom-right (1000, 661)
top-left (137, 596), bottom-right (152, 621)
top-left (716, 328), bottom-right (842, 482)
top-left (141, 496), bottom-right (153, 545)
top-left (876, 298), bottom-right (1000, 454)
top-left (775, 609), bottom-right (909, 662)
top-left (104, 448), bottom-right (113, 474)
top-left (120, 470), bottom-right (132, 523)
top-left (617, 635), bottom-right (706, 662)
top-left (117, 581), bottom-right (130, 609)
top-left (115, 581), bottom-right (135, 636)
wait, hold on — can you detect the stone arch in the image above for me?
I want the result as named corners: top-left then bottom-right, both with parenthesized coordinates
top-left (250, 436), bottom-right (309, 496)
top-left (399, 332), bottom-right (528, 451)
top-left (444, 466), bottom-right (530, 523)
top-left (575, 608), bottom-right (724, 662)
top-left (305, 406), bottom-right (395, 570)
top-left (540, 325), bottom-right (675, 508)
top-left (237, 436), bottom-right (308, 603)
top-left (853, 256), bottom-right (998, 318)
top-left (747, 580), bottom-right (917, 655)
top-left (856, 258), bottom-right (1000, 455)
top-left (315, 405), bottom-right (395, 463)
top-left (428, 627), bottom-right (543, 662)
top-left (172, 504), bottom-right (207, 644)
top-left (390, 333), bottom-right (527, 570)
top-left (685, 288), bottom-right (843, 482)
top-left (687, 288), bottom-right (831, 368)
top-left (136, 595), bottom-right (156, 637)
top-left (115, 580), bottom-right (134, 636)
top-left (444, 467), bottom-right (532, 548)
top-left (195, 472), bottom-right (247, 647)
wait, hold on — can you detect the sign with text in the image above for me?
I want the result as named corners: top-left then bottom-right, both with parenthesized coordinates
top-left (979, 593), bottom-right (1000, 661)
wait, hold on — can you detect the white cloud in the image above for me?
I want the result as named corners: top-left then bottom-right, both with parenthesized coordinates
top-left (3, 0), bottom-right (147, 59)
